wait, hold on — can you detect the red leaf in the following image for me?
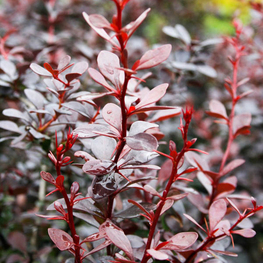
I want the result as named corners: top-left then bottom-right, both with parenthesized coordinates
top-left (163, 232), bottom-right (198, 250)
top-left (48, 228), bottom-right (73, 251)
top-left (44, 63), bottom-right (54, 75)
top-left (7, 231), bottom-right (27, 253)
top-left (135, 83), bottom-right (169, 110)
top-left (40, 171), bottom-right (56, 185)
top-left (71, 181), bottom-right (80, 197)
top-left (209, 199), bottom-right (227, 232)
top-left (126, 133), bottom-right (158, 152)
top-left (134, 44), bottom-right (172, 70)
top-left (220, 159), bottom-right (245, 177)
top-left (231, 229), bottom-right (256, 238)
top-left (158, 159), bottom-right (173, 183)
top-left (102, 103), bottom-right (122, 133)
top-left (160, 199), bottom-right (174, 215)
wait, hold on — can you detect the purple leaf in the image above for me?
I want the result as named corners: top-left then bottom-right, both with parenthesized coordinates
top-left (71, 61), bottom-right (89, 74)
top-left (88, 68), bottom-right (116, 92)
top-left (220, 159), bottom-right (245, 177)
top-left (135, 44), bottom-right (172, 70)
top-left (30, 63), bottom-right (52, 77)
top-left (88, 14), bottom-right (112, 29)
top-left (65, 73), bottom-right (81, 83)
top-left (126, 133), bottom-right (158, 152)
top-left (129, 121), bottom-right (158, 136)
top-left (124, 8), bottom-right (151, 39)
top-left (91, 136), bottom-right (117, 160)
top-left (135, 83), bottom-right (169, 110)
top-left (164, 232), bottom-right (198, 250)
top-left (102, 103), bottom-right (122, 133)
top-left (24, 89), bottom-right (46, 109)
top-left (48, 228), bottom-right (73, 251)
top-left (105, 225), bottom-right (134, 260)
top-left (232, 229), bottom-right (256, 238)
top-left (147, 249), bottom-right (169, 260)
top-left (83, 12), bottom-right (120, 48)
top-left (0, 120), bottom-right (22, 134)
top-left (209, 199), bottom-right (227, 231)
top-left (57, 55), bottom-right (71, 70)
top-left (3, 109), bottom-right (29, 122)
top-left (144, 185), bottom-right (161, 197)
top-left (83, 240), bottom-right (112, 257)
top-left (160, 199), bottom-right (174, 215)
top-left (7, 231), bottom-right (27, 253)
top-left (97, 50), bottom-right (123, 87)
top-left (40, 171), bottom-right (56, 185)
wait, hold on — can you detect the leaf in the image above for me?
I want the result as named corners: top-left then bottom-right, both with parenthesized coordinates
top-left (144, 185), bottom-right (161, 197)
top-left (88, 68), bottom-right (116, 92)
top-left (0, 60), bottom-right (17, 79)
top-left (135, 83), bottom-right (169, 110)
top-left (0, 120), bottom-right (22, 134)
top-left (91, 136), bottom-right (117, 160)
top-left (97, 50), bottom-right (122, 86)
top-left (30, 63), bottom-right (52, 77)
top-left (88, 14), bottom-right (112, 29)
top-left (183, 213), bottom-right (206, 232)
top-left (65, 73), bottom-right (81, 83)
top-left (7, 231), bottom-right (27, 253)
top-left (185, 151), bottom-right (210, 171)
top-left (197, 65), bottom-right (217, 78)
top-left (175, 24), bottom-right (191, 44)
top-left (209, 199), bottom-right (227, 231)
top-left (24, 89), bottom-right (46, 109)
top-left (74, 124), bottom-right (111, 138)
top-left (163, 232), bottom-right (198, 250)
top-left (57, 55), bottom-right (71, 70)
top-left (48, 228), bottom-right (73, 251)
top-left (207, 100), bottom-right (228, 120)
top-left (71, 61), bottom-right (89, 74)
top-left (160, 199), bottom-right (174, 215)
top-left (220, 159), bottom-right (245, 177)
top-left (124, 8), bottom-right (151, 39)
top-left (197, 172), bottom-right (212, 194)
top-left (40, 171), bottom-right (56, 185)
top-left (232, 229), bottom-right (256, 238)
top-left (233, 113), bottom-right (251, 136)
top-left (149, 108), bottom-right (181, 122)
top-left (82, 12), bottom-right (120, 48)
top-left (83, 159), bottom-right (115, 176)
top-left (129, 121), bottom-right (158, 136)
top-left (3, 109), bottom-right (29, 122)
top-left (134, 44), bottom-right (172, 70)
top-left (105, 226), bottom-right (134, 260)
top-left (158, 159), bottom-right (173, 183)
top-left (102, 103), bottom-right (122, 133)
top-left (126, 133), bottom-right (158, 152)
top-left (147, 249), bottom-right (169, 260)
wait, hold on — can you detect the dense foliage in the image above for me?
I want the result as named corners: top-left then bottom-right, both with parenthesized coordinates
top-left (0, 0), bottom-right (263, 263)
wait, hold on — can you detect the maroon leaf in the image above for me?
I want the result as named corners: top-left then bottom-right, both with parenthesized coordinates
top-left (48, 228), bottom-right (73, 251)
top-left (83, 240), bottom-right (112, 258)
top-left (135, 83), bottom-right (169, 110)
top-left (160, 199), bottom-right (174, 215)
top-left (206, 100), bottom-right (228, 120)
top-left (158, 159), bottom-right (173, 183)
top-left (209, 199), bottom-right (227, 231)
top-left (40, 171), bottom-right (56, 185)
top-left (231, 229), bottom-right (256, 238)
top-left (126, 133), bottom-right (158, 152)
top-left (54, 201), bottom-right (66, 215)
top-left (71, 181), bottom-right (80, 197)
top-left (220, 159), bottom-right (245, 177)
top-left (134, 44), bottom-right (172, 70)
top-left (163, 232), bottom-right (198, 250)
top-left (66, 73), bottom-right (81, 83)
top-left (103, 103), bottom-right (122, 133)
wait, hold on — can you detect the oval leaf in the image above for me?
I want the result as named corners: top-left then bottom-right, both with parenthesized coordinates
top-left (48, 228), bottom-right (73, 251)
top-left (126, 133), bottom-right (158, 152)
top-left (102, 103), bottom-right (122, 133)
top-left (209, 199), bottom-right (227, 231)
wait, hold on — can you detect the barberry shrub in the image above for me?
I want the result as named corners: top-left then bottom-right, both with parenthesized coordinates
top-left (0, 0), bottom-right (262, 262)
